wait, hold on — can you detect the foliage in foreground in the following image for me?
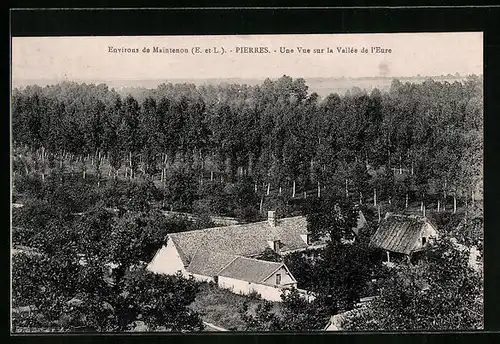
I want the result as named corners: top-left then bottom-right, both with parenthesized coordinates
top-left (12, 253), bottom-right (204, 332)
top-left (342, 237), bottom-right (483, 331)
top-left (238, 288), bottom-right (328, 331)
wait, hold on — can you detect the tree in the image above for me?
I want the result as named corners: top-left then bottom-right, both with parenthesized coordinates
top-left (228, 177), bottom-right (260, 222)
top-left (107, 211), bottom-right (171, 286)
top-left (342, 237), bottom-right (483, 330)
top-left (117, 268), bottom-right (204, 332)
top-left (12, 253), bottom-right (204, 332)
top-left (165, 165), bottom-right (198, 212)
top-left (238, 301), bottom-right (281, 331)
top-left (311, 241), bottom-right (374, 314)
top-left (283, 250), bottom-right (317, 290)
top-left (303, 195), bottom-right (358, 242)
top-left (238, 288), bottom-right (328, 332)
top-left (278, 288), bottom-right (329, 331)
top-left (255, 248), bottom-right (282, 263)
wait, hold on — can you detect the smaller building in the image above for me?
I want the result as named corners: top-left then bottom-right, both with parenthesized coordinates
top-left (217, 256), bottom-right (297, 301)
top-left (370, 214), bottom-right (438, 263)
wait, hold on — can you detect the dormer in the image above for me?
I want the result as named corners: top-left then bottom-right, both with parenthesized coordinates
top-left (300, 233), bottom-right (312, 245)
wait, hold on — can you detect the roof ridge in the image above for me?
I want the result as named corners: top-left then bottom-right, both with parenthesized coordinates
top-left (168, 215), bottom-right (307, 236)
top-left (236, 255), bottom-right (283, 266)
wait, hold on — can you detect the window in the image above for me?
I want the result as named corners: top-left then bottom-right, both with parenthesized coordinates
top-left (422, 237), bottom-right (427, 245)
top-left (276, 273), bottom-right (282, 285)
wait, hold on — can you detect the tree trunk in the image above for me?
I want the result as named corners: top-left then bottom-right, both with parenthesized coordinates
top-left (453, 194), bottom-right (457, 214)
top-left (437, 200), bottom-right (440, 212)
top-left (317, 181), bottom-right (321, 198)
top-left (423, 204), bottom-right (426, 217)
top-left (210, 171), bottom-right (214, 181)
top-left (378, 206), bottom-right (381, 222)
top-left (359, 192), bottom-right (363, 205)
top-left (279, 186), bottom-right (282, 195)
top-left (260, 196), bottom-right (264, 214)
top-left (345, 179), bottom-right (349, 198)
top-left (304, 191), bottom-right (307, 199)
top-left (267, 183), bottom-right (270, 196)
top-left (292, 180), bottom-right (296, 198)
top-left (373, 188), bottom-right (377, 207)
top-left (129, 151), bottom-right (133, 180)
top-left (420, 201), bottom-right (423, 211)
top-left (254, 182), bottom-right (257, 193)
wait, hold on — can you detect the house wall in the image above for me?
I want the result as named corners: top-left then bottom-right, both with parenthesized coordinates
top-left (262, 266), bottom-right (296, 286)
top-left (217, 276), bottom-right (314, 302)
top-left (218, 276), bottom-right (252, 295)
top-left (189, 273), bottom-right (214, 283)
top-left (217, 276), bottom-right (288, 302)
top-left (422, 222), bottom-right (438, 239)
top-left (414, 223), bottom-right (439, 251)
top-left (146, 238), bottom-right (186, 276)
top-left (249, 283), bottom-right (286, 301)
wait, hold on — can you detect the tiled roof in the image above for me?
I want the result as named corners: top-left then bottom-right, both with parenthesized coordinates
top-left (187, 251), bottom-right (237, 277)
top-left (169, 216), bottom-right (309, 267)
top-left (218, 256), bottom-right (285, 284)
top-left (370, 215), bottom-right (432, 255)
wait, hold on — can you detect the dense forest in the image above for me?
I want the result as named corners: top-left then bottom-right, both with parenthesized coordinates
top-left (11, 75), bottom-right (483, 332)
top-left (12, 75), bottom-right (483, 217)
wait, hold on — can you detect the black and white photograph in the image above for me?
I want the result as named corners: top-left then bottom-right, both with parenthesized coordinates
top-left (10, 32), bottom-right (483, 332)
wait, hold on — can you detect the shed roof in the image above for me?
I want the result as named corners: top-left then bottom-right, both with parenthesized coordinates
top-left (218, 256), bottom-right (285, 284)
top-left (370, 215), bottom-right (435, 255)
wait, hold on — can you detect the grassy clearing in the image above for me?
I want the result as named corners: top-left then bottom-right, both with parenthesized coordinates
top-left (190, 282), bottom-right (282, 331)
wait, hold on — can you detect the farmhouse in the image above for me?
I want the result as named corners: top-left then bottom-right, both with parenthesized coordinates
top-left (147, 211), bottom-right (324, 301)
top-left (370, 213), bottom-right (438, 263)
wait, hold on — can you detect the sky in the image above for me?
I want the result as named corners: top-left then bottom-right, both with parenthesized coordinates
top-left (11, 32), bottom-right (483, 83)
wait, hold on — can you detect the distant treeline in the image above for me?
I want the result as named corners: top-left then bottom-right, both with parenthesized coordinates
top-left (11, 75), bottom-right (483, 210)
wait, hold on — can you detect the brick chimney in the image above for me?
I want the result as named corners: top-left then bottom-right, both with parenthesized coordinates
top-left (268, 210), bottom-right (277, 227)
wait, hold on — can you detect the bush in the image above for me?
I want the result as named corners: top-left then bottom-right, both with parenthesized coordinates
top-left (248, 291), bottom-right (262, 300)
